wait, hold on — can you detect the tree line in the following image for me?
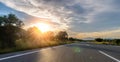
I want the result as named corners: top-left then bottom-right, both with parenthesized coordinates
top-left (95, 38), bottom-right (120, 45)
top-left (0, 14), bottom-right (80, 49)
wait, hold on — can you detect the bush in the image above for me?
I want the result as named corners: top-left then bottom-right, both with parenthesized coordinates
top-left (115, 39), bottom-right (120, 45)
top-left (95, 38), bottom-right (103, 42)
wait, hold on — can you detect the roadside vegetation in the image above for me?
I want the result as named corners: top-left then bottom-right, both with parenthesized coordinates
top-left (0, 14), bottom-right (81, 54)
top-left (93, 38), bottom-right (120, 45)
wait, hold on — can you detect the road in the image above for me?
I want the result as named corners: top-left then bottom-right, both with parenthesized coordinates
top-left (0, 42), bottom-right (120, 62)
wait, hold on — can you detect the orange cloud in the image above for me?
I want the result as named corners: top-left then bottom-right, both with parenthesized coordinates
top-left (75, 29), bottom-right (120, 39)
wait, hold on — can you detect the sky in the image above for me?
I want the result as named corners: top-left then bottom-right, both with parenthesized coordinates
top-left (0, 0), bottom-right (120, 39)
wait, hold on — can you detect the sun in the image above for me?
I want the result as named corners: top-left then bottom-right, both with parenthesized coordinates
top-left (35, 23), bottom-right (51, 32)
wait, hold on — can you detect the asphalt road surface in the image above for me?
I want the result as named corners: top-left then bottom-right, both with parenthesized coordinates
top-left (0, 42), bottom-right (120, 62)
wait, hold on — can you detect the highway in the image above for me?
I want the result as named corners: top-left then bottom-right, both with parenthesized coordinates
top-left (0, 42), bottom-right (120, 62)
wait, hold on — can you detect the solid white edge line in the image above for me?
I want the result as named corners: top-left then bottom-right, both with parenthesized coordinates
top-left (0, 45), bottom-right (65, 61)
top-left (99, 50), bottom-right (120, 62)
top-left (0, 50), bottom-right (39, 61)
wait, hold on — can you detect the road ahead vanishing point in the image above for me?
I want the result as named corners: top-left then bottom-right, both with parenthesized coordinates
top-left (0, 42), bottom-right (120, 62)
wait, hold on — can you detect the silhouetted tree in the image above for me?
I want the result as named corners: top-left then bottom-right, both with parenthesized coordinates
top-left (27, 27), bottom-right (41, 40)
top-left (0, 14), bottom-right (24, 48)
top-left (44, 31), bottom-right (55, 41)
top-left (95, 38), bottom-right (103, 42)
top-left (56, 31), bottom-right (68, 41)
top-left (114, 39), bottom-right (120, 45)
top-left (69, 37), bottom-right (75, 41)
top-left (69, 37), bottom-right (82, 41)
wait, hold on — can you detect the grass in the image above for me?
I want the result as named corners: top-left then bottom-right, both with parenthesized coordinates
top-left (0, 40), bottom-right (73, 54)
top-left (92, 40), bottom-right (120, 46)
top-left (92, 42), bottom-right (110, 45)
top-left (0, 48), bottom-right (15, 54)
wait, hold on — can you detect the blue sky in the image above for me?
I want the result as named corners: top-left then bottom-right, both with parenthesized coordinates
top-left (0, 0), bottom-right (120, 39)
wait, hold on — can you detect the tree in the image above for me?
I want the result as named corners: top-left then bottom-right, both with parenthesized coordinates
top-left (115, 39), bottom-right (120, 45)
top-left (27, 26), bottom-right (42, 41)
top-left (95, 38), bottom-right (103, 42)
top-left (0, 17), bottom-right (4, 26)
top-left (44, 31), bottom-right (55, 41)
top-left (0, 14), bottom-right (24, 48)
top-left (56, 31), bottom-right (68, 41)
top-left (69, 37), bottom-right (75, 41)
top-left (69, 37), bottom-right (82, 41)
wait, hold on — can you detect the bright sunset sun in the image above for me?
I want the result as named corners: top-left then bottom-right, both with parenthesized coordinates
top-left (35, 23), bottom-right (51, 32)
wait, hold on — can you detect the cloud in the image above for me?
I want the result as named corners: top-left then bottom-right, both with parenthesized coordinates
top-left (1, 0), bottom-right (120, 38)
top-left (0, 0), bottom-right (94, 29)
top-left (69, 0), bottom-right (120, 32)
top-left (75, 29), bottom-right (120, 39)
top-left (0, 2), bottom-right (60, 30)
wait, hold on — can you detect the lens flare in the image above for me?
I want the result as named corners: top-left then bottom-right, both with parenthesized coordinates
top-left (34, 23), bottom-right (51, 32)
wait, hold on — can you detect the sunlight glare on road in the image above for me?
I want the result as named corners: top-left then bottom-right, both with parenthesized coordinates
top-left (39, 48), bottom-right (56, 62)
top-left (72, 47), bottom-right (82, 53)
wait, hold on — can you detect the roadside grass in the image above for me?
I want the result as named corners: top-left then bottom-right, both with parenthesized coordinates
top-left (93, 42), bottom-right (110, 45)
top-left (92, 41), bottom-right (120, 46)
top-left (0, 48), bottom-right (15, 54)
top-left (0, 40), bottom-right (73, 54)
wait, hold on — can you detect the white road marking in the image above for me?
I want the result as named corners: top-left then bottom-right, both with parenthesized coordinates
top-left (99, 50), bottom-right (120, 62)
top-left (0, 50), bottom-right (39, 61)
top-left (0, 45), bottom-right (64, 61)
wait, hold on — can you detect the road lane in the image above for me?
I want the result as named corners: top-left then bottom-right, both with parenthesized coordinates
top-left (99, 50), bottom-right (120, 62)
top-left (0, 42), bottom-right (119, 62)
top-left (75, 42), bottom-right (120, 61)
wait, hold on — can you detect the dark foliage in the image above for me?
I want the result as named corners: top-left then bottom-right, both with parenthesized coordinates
top-left (0, 14), bottom-right (24, 49)
top-left (114, 39), bottom-right (120, 45)
top-left (95, 38), bottom-right (103, 42)
top-left (56, 31), bottom-right (68, 41)
top-left (69, 37), bottom-right (82, 41)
